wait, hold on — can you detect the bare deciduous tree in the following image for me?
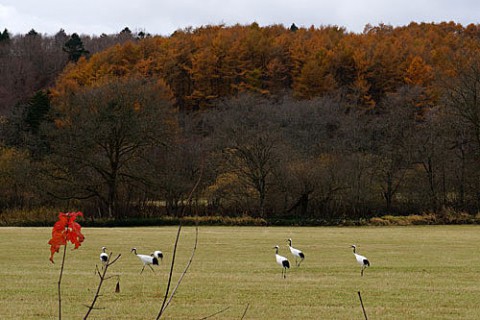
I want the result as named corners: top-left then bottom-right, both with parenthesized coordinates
top-left (43, 78), bottom-right (176, 218)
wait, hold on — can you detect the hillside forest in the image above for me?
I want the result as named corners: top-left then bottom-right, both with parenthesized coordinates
top-left (2, 22), bottom-right (480, 222)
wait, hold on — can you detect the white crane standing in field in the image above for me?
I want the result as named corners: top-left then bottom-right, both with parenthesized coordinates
top-left (273, 245), bottom-right (290, 279)
top-left (287, 238), bottom-right (305, 267)
top-left (351, 245), bottom-right (370, 276)
top-left (100, 246), bottom-right (109, 265)
top-left (131, 248), bottom-right (159, 274)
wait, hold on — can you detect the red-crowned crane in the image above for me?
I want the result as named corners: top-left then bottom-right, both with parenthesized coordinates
top-left (287, 238), bottom-right (305, 267)
top-left (131, 248), bottom-right (159, 274)
top-left (100, 246), bottom-right (108, 265)
top-left (351, 245), bottom-right (370, 276)
top-left (273, 245), bottom-right (290, 279)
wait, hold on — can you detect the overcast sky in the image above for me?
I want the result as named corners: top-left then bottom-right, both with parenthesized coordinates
top-left (1, 0), bottom-right (479, 36)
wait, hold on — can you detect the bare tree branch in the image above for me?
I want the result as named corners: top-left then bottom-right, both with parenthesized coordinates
top-left (198, 306), bottom-right (231, 320)
top-left (57, 244), bottom-right (67, 320)
top-left (156, 224), bottom-right (182, 320)
top-left (155, 161), bottom-right (203, 320)
top-left (162, 226), bottom-right (199, 312)
top-left (83, 252), bottom-right (121, 320)
top-left (240, 303), bottom-right (250, 319)
top-left (357, 291), bottom-right (368, 320)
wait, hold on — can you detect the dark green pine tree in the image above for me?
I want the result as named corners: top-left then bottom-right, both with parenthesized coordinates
top-left (63, 33), bottom-right (89, 62)
top-left (24, 90), bottom-right (51, 134)
top-left (3, 91), bottom-right (51, 156)
top-left (26, 29), bottom-right (38, 37)
top-left (0, 28), bottom-right (10, 42)
top-left (23, 90), bottom-right (52, 158)
top-left (120, 27), bottom-right (132, 35)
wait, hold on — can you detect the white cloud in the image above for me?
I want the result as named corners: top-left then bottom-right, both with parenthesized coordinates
top-left (1, 0), bottom-right (480, 36)
top-left (0, 3), bottom-right (64, 35)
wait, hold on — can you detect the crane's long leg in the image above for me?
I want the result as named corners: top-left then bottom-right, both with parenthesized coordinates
top-left (140, 265), bottom-right (146, 274)
top-left (148, 264), bottom-right (155, 273)
top-left (361, 267), bottom-right (364, 277)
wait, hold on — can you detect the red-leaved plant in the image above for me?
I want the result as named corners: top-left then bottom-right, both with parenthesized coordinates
top-left (48, 211), bottom-right (85, 319)
top-left (49, 211), bottom-right (84, 263)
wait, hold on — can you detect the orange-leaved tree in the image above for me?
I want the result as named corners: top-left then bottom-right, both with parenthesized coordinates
top-left (48, 211), bottom-right (85, 319)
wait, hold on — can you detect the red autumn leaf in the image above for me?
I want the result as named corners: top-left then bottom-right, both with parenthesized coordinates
top-left (48, 212), bottom-right (85, 263)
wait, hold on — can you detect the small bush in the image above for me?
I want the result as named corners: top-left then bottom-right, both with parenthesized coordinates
top-left (408, 213), bottom-right (437, 225)
top-left (369, 217), bottom-right (391, 226)
top-left (369, 213), bottom-right (437, 226)
top-left (437, 207), bottom-right (475, 224)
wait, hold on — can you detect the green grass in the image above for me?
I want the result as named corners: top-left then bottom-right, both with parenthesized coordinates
top-left (1, 226), bottom-right (480, 319)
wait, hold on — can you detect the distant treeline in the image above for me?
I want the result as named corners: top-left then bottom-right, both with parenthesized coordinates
top-left (1, 22), bottom-right (480, 222)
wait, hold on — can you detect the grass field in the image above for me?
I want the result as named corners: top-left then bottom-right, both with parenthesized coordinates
top-left (1, 225), bottom-right (480, 319)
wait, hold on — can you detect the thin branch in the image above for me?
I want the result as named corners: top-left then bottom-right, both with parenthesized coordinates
top-left (162, 226), bottom-right (199, 312)
top-left (83, 253), bottom-right (121, 320)
top-left (180, 160), bottom-right (204, 217)
top-left (155, 224), bottom-right (182, 320)
top-left (82, 305), bottom-right (105, 310)
top-left (357, 291), bottom-right (368, 320)
top-left (155, 161), bottom-right (203, 320)
top-left (57, 244), bottom-right (67, 320)
top-left (198, 306), bottom-right (231, 320)
top-left (240, 303), bottom-right (250, 320)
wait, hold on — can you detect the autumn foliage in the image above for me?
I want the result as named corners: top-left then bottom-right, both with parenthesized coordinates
top-left (48, 211), bottom-right (85, 263)
top-left (51, 22), bottom-right (480, 112)
top-left (6, 22), bottom-right (480, 221)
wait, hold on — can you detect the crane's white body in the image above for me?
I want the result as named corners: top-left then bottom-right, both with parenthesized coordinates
top-left (100, 246), bottom-right (108, 264)
top-left (287, 239), bottom-right (305, 266)
top-left (351, 245), bottom-right (370, 276)
top-left (274, 245), bottom-right (290, 278)
top-left (131, 248), bottom-right (159, 274)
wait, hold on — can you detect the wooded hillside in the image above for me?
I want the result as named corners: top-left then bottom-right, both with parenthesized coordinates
top-left (2, 22), bottom-right (480, 222)
top-left (52, 22), bottom-right (480, 111)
